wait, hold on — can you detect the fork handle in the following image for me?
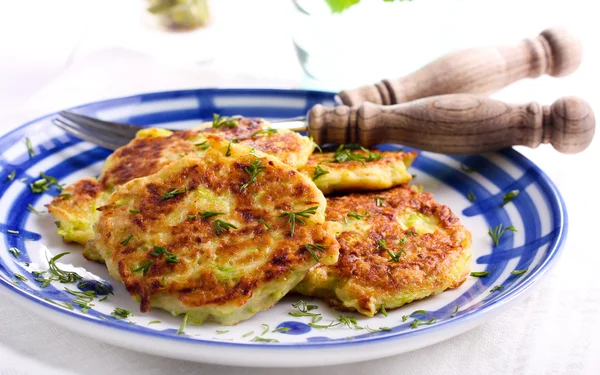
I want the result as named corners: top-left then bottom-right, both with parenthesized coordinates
top-left (308, 95), bottom-right (595, 154)
top-left (338, 27), bottom-right (582, 106)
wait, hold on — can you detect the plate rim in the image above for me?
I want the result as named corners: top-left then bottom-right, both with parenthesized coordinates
top-left (0, 88), bottom-right (568, 351)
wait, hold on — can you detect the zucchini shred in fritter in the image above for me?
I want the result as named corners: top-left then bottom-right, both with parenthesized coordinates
top-left (89, 134), bottom-right (339, 325)
top-left (294, 185), bottom-right (472, 316)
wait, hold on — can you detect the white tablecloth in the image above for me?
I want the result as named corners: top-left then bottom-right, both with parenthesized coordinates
top-left (1, 1), bottom-right (600, 374)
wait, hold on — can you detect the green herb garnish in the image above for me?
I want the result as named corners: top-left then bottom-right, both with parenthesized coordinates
top-left (22, 202), bottom-right (37, 215)
top-left (215, 219), bottom-right (237, 235)
top-left (260, 324), bottom-right (270, 336)
top-left (279, 206), bottom-right (318, 236)
top-left (150, 245), bottom-right (178, 264)
top-left (111, 307), bottom-right (132, 319)
top-left (258, 219), bottom-right (271, 229)
top-left (8, 247), bottom-right (19, 258)
top-left (129, 209), bottom-right (140, 214)
top-left (195, 141), bottom-right (210, 151)
top-left (309, 135), bottom-right (322, 153)
top-left (7, 229), bottom-right (18, 235)
top-left (120, 234), bottom-right (133, 246)
top-left (273, 327), bottom-right (290, 332)
top-left (7, 170), bottom-right (15, 181)
top-left (380, 304), bottom-right (388, 317)
top-left (304, 243), bottom-right (328, 262)
top-left (44, 298), bottom-right (74, 310)
top-left (307, 321), bottom-right (339, 329)
top-left (470, 271), bottom-right (490, 277)
top-left (511, 269), bottom-right (528, 275)
top-left (133, 260), bottom-right (152, 275)
top-left (57, 193), bottom-right (72, 199)
top-left (289, 300), bottom-right (322, 321)
top-left (242, 331), bottom-right (254, 338)
top-left (251, 128), bottom-right (277, 137)
top-left (26, 137), bottom-right (35, 157)
top-left (29, 172), bottom-right (62, 194)
top-left (402, 315), bottom-right (408, 322)
top-left (148, 320), bottom-right (161, 325)
top-left (47, 252), bottom-right (82, 283)
top-left (65, 287), bottom-right (96, 313)
top-left (451, 305), bottom-right (459, 318)
top-left (212, 113), bottom-right (238, 129)
top-left (54, 221), bottom-right (61, 228)
top-left (198, 211), bottom-right (223, 220)
top-left (410, 310), bottom-right (427, 316)
top-left (187, 215), bottom-right (196, 220)
top-left (365, 326), bottom-right (392, 333)
top-left (405, 229), bottom-right (418, 236)
top-left (502, 190), bottom-right (520, 206)
top-left (488, 224), bottom-right (517, 247)
top-left (332, 145), bottom-right (382, 166)
top-left (410, 317), bottom-right (436, 329)
top-left (375, 196), bottom-right (386, 207)
top-left (216, 329), bottom-right (229, 334)
top-left (14, 273), bottom-right (28, 282)
top-left (177, 311), bottom-right (190, 334)
top-left (467, 190), bottom-right (477, 202)
top-left (312, 165), bottom-right (329, 181)
top-left (241, 159), bottom-right (265, 191)
top-left (161, 187), bottom-right (187, 200)
top-left (347, 211), bottom-right (368, 220)
top-left (490, 285), bottom-right (505, 293)
top-left (336, 315), bottom-right (363, 330)
top-left (250, 337), bottom-right (279, 343)
top-left (378, 239), bottom-right (404, 262)
top-left (398, 238), bottom-right (407, 246)
top-left (225, 139), bottom-right (233, 157)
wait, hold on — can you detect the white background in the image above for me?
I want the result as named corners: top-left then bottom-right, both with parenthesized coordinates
top-left (0, 0), bottom-right (599, 374)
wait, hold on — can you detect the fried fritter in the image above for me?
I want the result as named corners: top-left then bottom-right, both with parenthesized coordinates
top-left (197, 117), bottom-right (314, 168)
top-left (48, 118), bottom-right (314, 247)
top-left (90, 135), bottom-right (339, 325)
top-left (299, 148), bottom-right (417, 195)
top-left (47, 178), bottom-right (107, 249)
top-left (294, 185), bottom-right (471, 316)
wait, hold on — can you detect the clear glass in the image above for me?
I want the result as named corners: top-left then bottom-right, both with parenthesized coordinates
top-left (291, 0), bottom-right (464, 90)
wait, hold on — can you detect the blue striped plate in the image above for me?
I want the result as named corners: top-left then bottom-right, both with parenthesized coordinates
top-left (0, 89), bottom-right (567, 367)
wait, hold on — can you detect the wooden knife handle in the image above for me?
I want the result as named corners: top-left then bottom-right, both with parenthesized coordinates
top-left (308, 95), bottom-right (595, 154)
top-left (338, 27), bottom-right (583, 106)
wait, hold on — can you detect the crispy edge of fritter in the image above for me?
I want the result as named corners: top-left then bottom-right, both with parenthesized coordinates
top-left (47, 177), bottom-right (104, 245)
top-left (299, 150), bottom-right (417, 195)
top-left (92, 134), bottom-right (339, 324)
top-left (294, 185), bottom-right (471, 316)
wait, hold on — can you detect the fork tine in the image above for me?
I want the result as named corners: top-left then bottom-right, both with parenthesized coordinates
top-left (54, 116), bottom-right (131, 144)
top-left (53, 118), bottom-right (126, 150)
top-left (59, 111), bottom-right (140, 139)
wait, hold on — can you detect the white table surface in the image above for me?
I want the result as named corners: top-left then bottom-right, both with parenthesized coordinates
top-left (1, 1), bottom-right (600, 374)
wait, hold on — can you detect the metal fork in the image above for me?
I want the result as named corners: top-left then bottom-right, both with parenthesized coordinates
top-left (53, 111), bottom-right (308, 150)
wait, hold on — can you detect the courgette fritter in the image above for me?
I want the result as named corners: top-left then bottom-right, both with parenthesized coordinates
top-left (294, 185), bottom-right (471, 316)
top-left (48, 118), bottom-right (314, 247)
top-left (90, 135), bottom-right (339, 325)
top-left (299, 147), bottom-right (417, 195)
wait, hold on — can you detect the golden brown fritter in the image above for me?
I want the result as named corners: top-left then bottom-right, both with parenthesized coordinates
top-left (299, 148), bottom-right (417, 195)
top-left (294, 185), bottom-right (471, 316)
top-left (91, 135), bottom-right (339, 325)
top-left (49, 119), bottom-right (314, 246)
top-left (47, 178), bottom-right (107, 248)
